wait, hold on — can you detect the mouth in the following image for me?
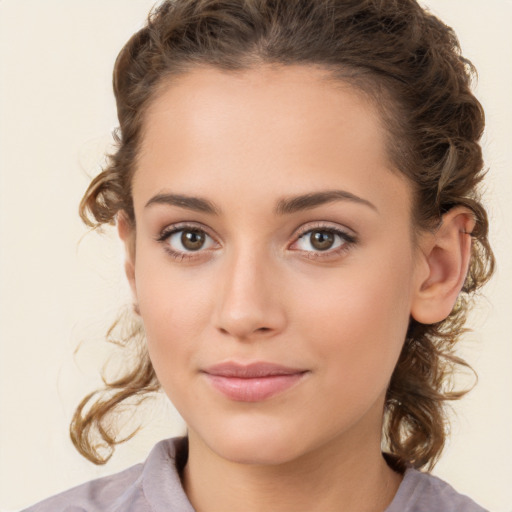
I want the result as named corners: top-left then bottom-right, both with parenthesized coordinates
top-left (201, 362), bottom-right (309, 402)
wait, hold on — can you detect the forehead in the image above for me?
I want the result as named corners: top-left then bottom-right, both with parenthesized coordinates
top-left (134, 64), bottom-right (410, 218)
top-left (141, 65), bottom-right (386, 164)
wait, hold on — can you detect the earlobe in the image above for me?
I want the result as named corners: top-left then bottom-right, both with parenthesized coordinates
top-left (411, 207), bottom-right (475, 325)
top-left (117, 211), bottom-right (138, 309)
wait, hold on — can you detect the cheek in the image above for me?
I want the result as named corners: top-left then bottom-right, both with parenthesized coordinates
top-left (293, 255), bottom-right (414, 392)
top-left (134, 250), bottom-right (215, 373)
top-left (136, 269), bottom-right (215, 412)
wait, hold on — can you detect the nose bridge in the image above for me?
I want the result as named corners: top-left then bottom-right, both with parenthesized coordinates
top-left (215, 240), bottom-right (285, 339)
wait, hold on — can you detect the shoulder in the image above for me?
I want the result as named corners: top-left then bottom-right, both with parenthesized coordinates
top-left (386, 468), bottom-right (489, 512)
top-left (21, 437), bottom-right (193, 512)
top-left (21, 463), bottom-right (144, 512)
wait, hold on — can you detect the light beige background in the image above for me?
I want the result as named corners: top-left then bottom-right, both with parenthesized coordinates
top-left (0, 1), bottom-right (511, 511)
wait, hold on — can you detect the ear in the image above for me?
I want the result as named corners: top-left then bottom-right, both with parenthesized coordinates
top-left (411, 207), bottom-right (475, 325)
top-left (117, 211), bottom-right (138, 310)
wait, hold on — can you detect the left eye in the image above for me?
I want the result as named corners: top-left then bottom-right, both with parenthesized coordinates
top-left (294, 229), bottom-right (348, 252)
top-left (166, 229), bottom-right (216, 252)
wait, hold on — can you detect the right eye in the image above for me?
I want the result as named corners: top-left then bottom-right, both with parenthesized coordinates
top-left (157, 225), bottom-right (218, 260)
top-left (168, 229), bottom-right (215, 251)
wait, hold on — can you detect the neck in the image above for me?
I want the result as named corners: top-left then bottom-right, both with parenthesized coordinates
top-left (182, 428), bottom-right (402, 512)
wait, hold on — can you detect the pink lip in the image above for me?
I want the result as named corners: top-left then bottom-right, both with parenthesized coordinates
top-left (202, 362), bottom-right (308, 402)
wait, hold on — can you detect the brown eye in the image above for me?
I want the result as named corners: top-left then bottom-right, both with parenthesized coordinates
top-left (310, 230), bottom-right (335, 251)
top-left (293, 227), bottom-right (353, 254)
top-left (181, 230), bottom-right (206, 251)
top-left (163, 228), bottom-right (216, 254)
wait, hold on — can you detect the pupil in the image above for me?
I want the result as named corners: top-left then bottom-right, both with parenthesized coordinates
top-left (181, 230), bottom-right (205, 251)
top-left (311, 231), bottom-right (334, 251)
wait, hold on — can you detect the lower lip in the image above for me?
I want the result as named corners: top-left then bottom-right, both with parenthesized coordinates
top-left (204, 373), bottom-right (306, 402)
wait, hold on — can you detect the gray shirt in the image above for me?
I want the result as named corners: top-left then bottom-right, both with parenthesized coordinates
top-left (22, 437), bottom-right (488, 512)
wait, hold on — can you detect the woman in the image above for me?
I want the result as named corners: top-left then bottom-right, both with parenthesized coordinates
top-left (23, 0), bottom-right (495, 510)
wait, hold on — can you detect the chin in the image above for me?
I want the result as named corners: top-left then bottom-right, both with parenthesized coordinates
top-left (216, 438), bottom-right (302, 466)
top-left (196, 419), bottom-right (308, 466)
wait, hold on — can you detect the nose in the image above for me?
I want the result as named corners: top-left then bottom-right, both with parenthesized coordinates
top-left (214, 247), bottom-right (287, 341)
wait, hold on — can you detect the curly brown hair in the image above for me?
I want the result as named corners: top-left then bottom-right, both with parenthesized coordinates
top-left (71, 0), bottom-right (495, 470)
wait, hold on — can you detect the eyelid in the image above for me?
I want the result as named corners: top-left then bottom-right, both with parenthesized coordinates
top-left (156, 221), bottom-right (218, 242)
top-left (289, 221), bottom-right (358, 257)
top-left (156, 222), bottom-right (221, 261)
top-left (293, 221), bottom-right (357, 240)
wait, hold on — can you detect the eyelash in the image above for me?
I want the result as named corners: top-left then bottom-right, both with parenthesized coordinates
top-left (156, 222), bottom-right (217, 262)
top-left (293, 223), bottom-right (357, 260)
top-left (156, 222), bottom-right (357, 262)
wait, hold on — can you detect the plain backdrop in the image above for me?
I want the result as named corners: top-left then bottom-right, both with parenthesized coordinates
top-left (0, 1), bottom-right (511, 511)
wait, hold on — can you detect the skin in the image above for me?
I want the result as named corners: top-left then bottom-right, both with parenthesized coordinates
top-left (119, 65), bottom-right (474, 512)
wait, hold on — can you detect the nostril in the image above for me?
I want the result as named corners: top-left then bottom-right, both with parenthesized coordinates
top-left (217, 325), bottom-right (273, 338)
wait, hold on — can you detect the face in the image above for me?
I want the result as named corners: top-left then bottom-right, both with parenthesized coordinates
top-left (127, 65), bottom-right (425, 466)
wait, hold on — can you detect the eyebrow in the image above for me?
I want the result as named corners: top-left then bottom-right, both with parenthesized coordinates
top-left (145, 193), bottom-right (220, 214)
top-left (144, 189), bottom-right (377, 215)
top-left (275, 190), bottom-right (377, 215)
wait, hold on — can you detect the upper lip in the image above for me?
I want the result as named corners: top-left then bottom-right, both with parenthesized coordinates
top-left (202, 362), bottom-right (307, 378)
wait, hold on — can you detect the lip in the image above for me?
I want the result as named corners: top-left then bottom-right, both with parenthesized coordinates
top-left (201, 362), bottom-right (309, 402)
